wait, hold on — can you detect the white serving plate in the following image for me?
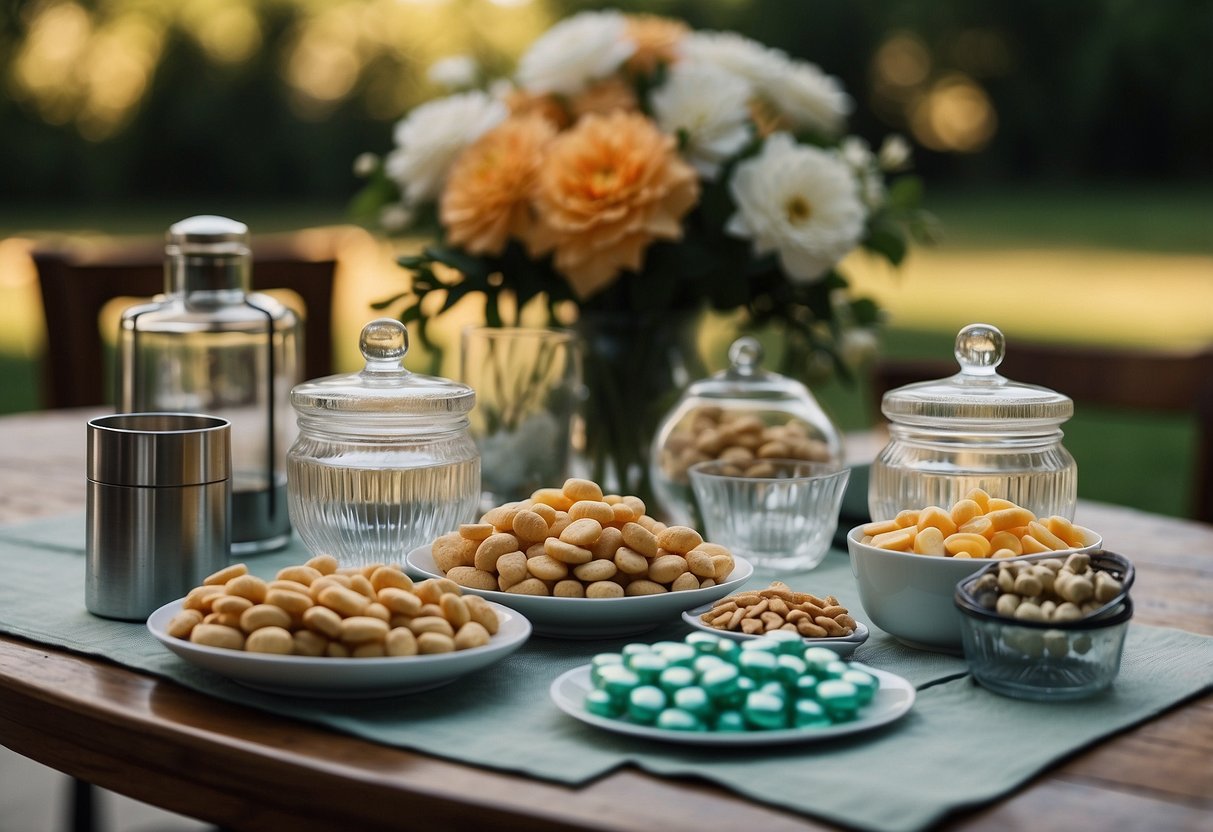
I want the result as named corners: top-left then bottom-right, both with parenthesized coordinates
top-left (549, 664), bottom-right (915, 746)
top-left (406, 546), bottom-right (754, 639)
top-left (680, 602), bottom-right (870, 658)
top-left (147, 598), bottom-right (531, 699)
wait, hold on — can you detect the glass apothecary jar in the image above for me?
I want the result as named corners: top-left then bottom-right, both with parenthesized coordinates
top-left (287, 318), bottom-right (479, 567)
top-left (869, 323), bottom-right (1077, 522)
top-left (650, 336), bottom-right (843, 526)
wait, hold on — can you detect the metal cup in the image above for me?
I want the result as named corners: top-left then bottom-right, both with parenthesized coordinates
top-left (86, 413), bottom-right (231, 620)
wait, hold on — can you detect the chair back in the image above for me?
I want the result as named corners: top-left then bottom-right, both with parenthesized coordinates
top-left (33, 240), bottom-right (337, 409)
top-left (870, 340), bottom-right (1213, 524)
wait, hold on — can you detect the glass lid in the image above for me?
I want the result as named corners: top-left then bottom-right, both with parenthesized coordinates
top-left (291, 318), bottom-right (475, 417)
top-left (686, 336), bottom-right (812, 402)
top-left (881, 323), bottom-right (1073, 428)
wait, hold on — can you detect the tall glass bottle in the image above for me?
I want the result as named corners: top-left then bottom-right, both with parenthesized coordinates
top-left (119, 215), bottom-right (301, 553)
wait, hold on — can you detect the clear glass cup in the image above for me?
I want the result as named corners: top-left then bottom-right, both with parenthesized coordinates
top-left (459, 326), bottom-right (580, 509)
top-left (688, 459), bottom-right (851, 572)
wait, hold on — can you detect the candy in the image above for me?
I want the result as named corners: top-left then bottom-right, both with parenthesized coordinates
top-left (583, 631), bottom-right (881, 733)
top-left (626, 686), bottom-right (666, 724)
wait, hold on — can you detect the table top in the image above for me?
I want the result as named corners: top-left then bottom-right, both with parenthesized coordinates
top-left (1, 407), bottom-right (1211, 831)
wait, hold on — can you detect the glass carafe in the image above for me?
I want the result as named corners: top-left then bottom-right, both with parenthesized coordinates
top-left (118, 216), bottom-right (300, 554)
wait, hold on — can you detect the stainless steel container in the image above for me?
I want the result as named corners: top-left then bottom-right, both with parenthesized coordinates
top-left (86, 413), bottom-right (231, 620)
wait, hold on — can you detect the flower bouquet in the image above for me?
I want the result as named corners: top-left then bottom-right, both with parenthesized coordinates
top-left (355, 10), bottom-right (932, 501)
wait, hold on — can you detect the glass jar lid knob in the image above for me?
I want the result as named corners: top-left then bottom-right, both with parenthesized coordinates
top-left (728, 336), bottom-right (764, 378)
top-left (360, 318), bottom-right (409, 375)
top-left (954, 323), bottom-right (1005, 378)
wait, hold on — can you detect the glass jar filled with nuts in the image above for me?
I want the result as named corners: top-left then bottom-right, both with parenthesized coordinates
top-left (649, 337), bottom-right (842, 526)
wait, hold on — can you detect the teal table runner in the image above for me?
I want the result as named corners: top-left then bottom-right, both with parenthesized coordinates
top-left (1, 513), bottom-right (1210, 832)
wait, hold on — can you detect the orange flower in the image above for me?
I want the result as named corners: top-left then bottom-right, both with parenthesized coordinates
top-left (569, 77), bottom-right (639, 120)
top-left (527, 111), bottom-right (699, 299)
top-left (625, 14), bottom-right (688, 75)
top-left (439, 115), bottom-right (556, 256)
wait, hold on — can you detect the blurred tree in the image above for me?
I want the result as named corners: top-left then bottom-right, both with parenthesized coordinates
top-left (0, 0), bottom-right (1209, 204)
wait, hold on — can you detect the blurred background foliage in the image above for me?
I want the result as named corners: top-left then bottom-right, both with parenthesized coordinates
top-left (2, 0), bottom-right (1210, 201)
top-left (1, 0), bottom-right (1211, 517)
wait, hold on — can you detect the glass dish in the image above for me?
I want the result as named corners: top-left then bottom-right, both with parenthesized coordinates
top-left (954, 552), bottom-right (1134, 700)
top-left (870, 324), bottom-right (1077, 522)
top-left (650, 337), bottom-right (842, 527)
top-left (689, 459), bottom-right (850, 572)
top-left (287, 319), bottom-right (479, 567)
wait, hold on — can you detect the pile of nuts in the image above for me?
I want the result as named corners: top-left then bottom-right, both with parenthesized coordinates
top-left (658, 407), bottom-right (833, 483)
top-left (431, 478), bottom-right (735, 597)
top-left (167, 556), bottom-right (499, 656)
top-left (861, 490), bottom-right (1100, 558)
top-left (969, 552), bottom-right (1125, 623)
top-left (700, 581), bottom-right (858, 638)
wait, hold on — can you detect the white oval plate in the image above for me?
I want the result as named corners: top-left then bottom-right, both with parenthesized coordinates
top-left (406, 546), bottom-right (754, 639)
top-left (147, 598), bottom-right (530, 699)
top-left (549, 664), bottom-right (915, 746)
top-left (680, 602), bottom-right (870, 658)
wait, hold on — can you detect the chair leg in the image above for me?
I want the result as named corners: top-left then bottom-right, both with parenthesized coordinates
top-left (70, 777), bottom-right (96, 832)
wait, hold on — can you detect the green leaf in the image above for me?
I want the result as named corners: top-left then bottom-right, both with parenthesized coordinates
top-left (850, 297), bottom-right (882, 326)
top-left (371, 291), bottom-right (409, 310)
top-left (863, 225), bottom-right (908, 265)
top-left (888, 176), bottom-right (924, 211)
top-left (425, 244), bottom-right (493, 282)
top-left (348, 174), bottom-right (398, 224)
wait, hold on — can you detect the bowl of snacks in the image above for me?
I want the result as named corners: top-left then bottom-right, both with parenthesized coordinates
top-left (846, 490), bottom-right (1101, 652)
top-left (407, 478), bottom-right (752, 638)
top-left (954, 551), bottom-right (1133, 700)
top-left (549, 630), bottom-right (914, 744)
top-left (147, 556), bottom-right (530, 697)
top-left (681, 581), bottom-right (869, 657)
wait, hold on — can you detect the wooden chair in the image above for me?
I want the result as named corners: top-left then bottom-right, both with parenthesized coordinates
top-left (33, 239), bottom-right (338, 409)
top-left (869, 341), bottom-right (1213, 524)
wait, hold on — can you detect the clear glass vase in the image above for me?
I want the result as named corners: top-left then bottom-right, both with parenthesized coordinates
top-left (574, 310), bottom-right (705, 508)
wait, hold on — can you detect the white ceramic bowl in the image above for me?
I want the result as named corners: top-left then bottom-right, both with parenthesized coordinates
top-left (406, 546), bottom-right (754, 639)
top-left (147, 598), bottom-right (531, 698)
top-left (846, 526), bottom-right (1102, 653)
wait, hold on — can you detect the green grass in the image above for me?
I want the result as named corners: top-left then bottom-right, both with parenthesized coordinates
top-left (925, 185), bottom-right (1213, 254)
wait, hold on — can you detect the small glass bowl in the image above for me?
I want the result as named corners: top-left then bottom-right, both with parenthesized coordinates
top-left (954, 554), bottom-right (1134, 700)
top-left (688, 459), bottom-right (850, 572)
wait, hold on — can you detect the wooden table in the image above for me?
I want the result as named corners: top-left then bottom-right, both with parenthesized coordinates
top-left (1, 408), bottom-right (1210, 831)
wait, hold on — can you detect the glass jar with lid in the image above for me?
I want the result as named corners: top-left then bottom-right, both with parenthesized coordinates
top-left (869, 323), bottom-right (1077, 522)
top-left (287, 318), bottom-right (479, 567)
top-left (649, 336), bottom-right (843, 526)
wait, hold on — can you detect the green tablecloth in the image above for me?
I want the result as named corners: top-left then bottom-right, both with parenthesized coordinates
top-left (1, 512), bottom-right (1210, 832)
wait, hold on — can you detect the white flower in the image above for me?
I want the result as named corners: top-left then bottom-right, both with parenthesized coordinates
top-left (838, 137), bottom-right (885, 209)
top-left (516, 11), bottom-right (634, 96)
top-left (352, 152), bottom-right (379, 178)
top-left (840, 327), bottom-right (880, 366)
top-left (726, 133), bottom-right (867, 283)
top-left (878, 134), bottom-right (912, 171)
top-left (839, 136), bottom-right (872, 169)
top-left (427, 55), bottom-right (478, 90)
top-left (762, 56), bottom-right (851, 136)
top-left (384, 91), bottom-right (507, 205)
top-left (379, 202), bottom-right (415, 233)
top-left (651, 62), bottom-right (752, 180)
top-left (680, 30), bottom-right (781, 89)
